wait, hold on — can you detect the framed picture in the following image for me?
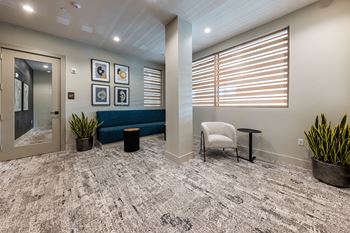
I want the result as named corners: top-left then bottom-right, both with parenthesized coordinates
top-left (91, 84), bottom-right (110, 106)
top-left (14, 78), bottom-right (22, 112)
top-left (23, 83), bottom-right (29, 111)
top-left (114, 64), bottom-right (129, 85)
top-left (91, 59), bottom-right (110, 83)
top-left (115, 86), bottom-right (129, 106)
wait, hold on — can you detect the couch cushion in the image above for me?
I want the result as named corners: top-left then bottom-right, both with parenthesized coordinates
top-left (97, 121), bottom-right (165, 144)
top-left (96, 109), bottom-right (165, 128)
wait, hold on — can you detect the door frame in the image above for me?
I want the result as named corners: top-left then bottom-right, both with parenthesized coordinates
top-left (0, 43), bottom-right (66, 154)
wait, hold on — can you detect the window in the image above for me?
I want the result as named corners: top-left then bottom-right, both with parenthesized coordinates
top-left (192, 55), bottom-right (216, 106)
top-left (192, 28), bottom-right (289, 107)
top-left (144, 67), bottom-right (162, 107)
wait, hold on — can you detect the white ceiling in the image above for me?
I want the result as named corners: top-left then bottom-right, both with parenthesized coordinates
top-left (26, 60), bottom-right (52, 72)
top-left (0, 0), bottom-right (319, 64)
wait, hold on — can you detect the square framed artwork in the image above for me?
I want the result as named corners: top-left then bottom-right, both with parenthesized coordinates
top-left (114, 64), bottom-right (129, 85)
top-left (91, 84), bottom-right (110, 106)
top-left (114, 86), bottom-right (129, 106)
top-left (14, 78), bottom-right (22, 112)
top-left (91, 59), bottom-right (110, 83)
top-left (23, 83), bottom-right (29, 111)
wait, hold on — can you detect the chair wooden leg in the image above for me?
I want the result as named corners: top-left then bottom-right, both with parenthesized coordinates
top-left (236, 148), bottom-right (239, 162)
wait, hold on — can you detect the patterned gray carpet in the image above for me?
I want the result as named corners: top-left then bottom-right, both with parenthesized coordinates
top-left (0, 136), bottom-right (349, 233)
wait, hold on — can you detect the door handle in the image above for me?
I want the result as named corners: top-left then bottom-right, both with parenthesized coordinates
top-left (50, 111), bottom-right (60, 115)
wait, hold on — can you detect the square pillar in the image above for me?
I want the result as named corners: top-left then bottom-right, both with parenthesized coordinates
top-left (165, 16), bottom-right (193, 163)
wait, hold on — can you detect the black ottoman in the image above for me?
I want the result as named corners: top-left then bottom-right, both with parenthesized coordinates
top-left (123, 128), bottom-right (140, 152)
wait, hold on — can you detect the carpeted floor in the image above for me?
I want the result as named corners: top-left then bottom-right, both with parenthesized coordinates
top-left (0, 136), bottom-right (349, 233)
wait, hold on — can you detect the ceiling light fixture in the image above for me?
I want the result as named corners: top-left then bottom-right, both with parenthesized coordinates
top-left (204, 27), bottom-right (211, 34)
top-left (22, 4), bottom-right (34, 13)
top-left (47, 70), bottom-right (51, 73)
top-left (113, 36), bottom-right (121, 42)
top-left (43, 65), bottom-right (49, 69)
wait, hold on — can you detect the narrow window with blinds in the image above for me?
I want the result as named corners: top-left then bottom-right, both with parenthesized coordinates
top-left (192, 55), bottom-right (216, 106)
top-left (144, 67), bottom-right (162, 107)
top-left (192, 28), bottom-right (289, 107)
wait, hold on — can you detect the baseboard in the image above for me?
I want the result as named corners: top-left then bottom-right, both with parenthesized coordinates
top-left (165, 150), bottom-right (194, 164)
top-left (237, 145), bottom-right (311, 170)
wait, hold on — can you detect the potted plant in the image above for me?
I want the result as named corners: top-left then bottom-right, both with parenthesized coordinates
top-left (69, 112), bottom-right (103, 152)
top-left (304, 114), bottom-right (350, 187)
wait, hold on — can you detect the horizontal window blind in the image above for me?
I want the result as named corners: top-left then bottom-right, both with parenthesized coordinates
top-left (144, 67), bottom-right (162, 107)
top-left (192, 55), bottom-right (216, 106)
top-left (192, 28), bottom-right (289, 108)
top-left (217, 28), bottom-right (289, 107)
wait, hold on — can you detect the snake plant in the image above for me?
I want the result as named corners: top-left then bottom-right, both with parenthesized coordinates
top-left (304, 114), bottom-right (350, 166)
top-left (69, 112), bottom-right (103, 139)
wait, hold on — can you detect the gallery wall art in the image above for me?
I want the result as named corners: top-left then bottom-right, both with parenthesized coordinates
top-left (114, 64), bottom-right (129, 85)
top-left (14, 78), bottom-right (22, 112)
top-left (91, 84), bottom-right (110, 106)
top-left (23, 83), bottom-right (29, 111)
top-left (91, 59), bottom-right (110, 83)
top-left (115, 86), bottom-right (129, 106)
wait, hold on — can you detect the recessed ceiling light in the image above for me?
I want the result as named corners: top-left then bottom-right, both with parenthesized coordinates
top-left (113, 36), bottom-right (120, 42)
top-left (43, 65), bottom-right (49, 69)
top-left (204, 27), bottom-right (211, 34)
top-left (22, 4), bottom-right (34, 13)
top-left (47, 70), bottom-right (51, 73)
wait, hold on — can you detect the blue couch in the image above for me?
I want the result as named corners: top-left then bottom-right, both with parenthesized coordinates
top-left (96, 109), bottom-right (165, 144)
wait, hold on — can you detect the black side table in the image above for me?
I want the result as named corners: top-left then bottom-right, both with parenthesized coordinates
top-left (123, 128), bottom-right (140, 152)
top-left (237, 128), bottom-right (262, 162)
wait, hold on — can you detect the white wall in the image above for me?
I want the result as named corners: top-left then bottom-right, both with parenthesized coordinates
top-left (0, 22), bottom-right (164, 148)
top-left (33, 70), bottom-right (52, 129)
top-left (193, 0), bottom-right (350, 168)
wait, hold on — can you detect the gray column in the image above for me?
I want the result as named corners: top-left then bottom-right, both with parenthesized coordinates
top-left (165, 16), bottom-right (193, 163)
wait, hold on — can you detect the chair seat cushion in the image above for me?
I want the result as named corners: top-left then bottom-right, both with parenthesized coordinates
top-left (207, 134), bottom-right (234, 148)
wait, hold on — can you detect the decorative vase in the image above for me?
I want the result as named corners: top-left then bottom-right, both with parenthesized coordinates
top-left (76, 136), bottom-right (93, 152)
top-left (312, 157), bottom-right (350, 188)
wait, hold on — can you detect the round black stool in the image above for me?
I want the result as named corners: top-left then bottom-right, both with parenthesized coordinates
top-left (123, 128), bottom-right (140, 152)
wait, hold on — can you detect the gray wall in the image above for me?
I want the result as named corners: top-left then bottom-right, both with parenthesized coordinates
top-left (0, 22), bottom-right (165, 148)
top-left (33, 70), bottom-right (52, 129)
top-left (193, 0), bottom-right (350, 168)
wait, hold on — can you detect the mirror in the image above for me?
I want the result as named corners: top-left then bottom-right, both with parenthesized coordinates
top-left (14, 58), bottom-right (53, 147)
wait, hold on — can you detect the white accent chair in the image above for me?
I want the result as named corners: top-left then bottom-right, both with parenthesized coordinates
top-left (200, 122), bottom-right (239, 162)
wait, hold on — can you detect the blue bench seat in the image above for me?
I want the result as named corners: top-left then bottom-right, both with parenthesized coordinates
top-left (96, 109), bottom-right (165, 144)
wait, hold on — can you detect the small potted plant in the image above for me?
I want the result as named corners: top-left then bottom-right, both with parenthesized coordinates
top-left (304, 114), bottom-right (350, 187)
top-left (69, 112), bottom-right (103, 152)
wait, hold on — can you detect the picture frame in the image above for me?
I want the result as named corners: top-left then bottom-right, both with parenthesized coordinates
top-left (91, 59), bottom-right (110, 83)
top-left (91, 84), bottom-right (110, 106)
top-left (114, 64), bottom-right (129, 85)
top-left (14, 78), bottom-right (22, 112)
top-left (23, 83), bottom-right (29, 111)
top-left (114, 86), bottom-right (129, 106)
